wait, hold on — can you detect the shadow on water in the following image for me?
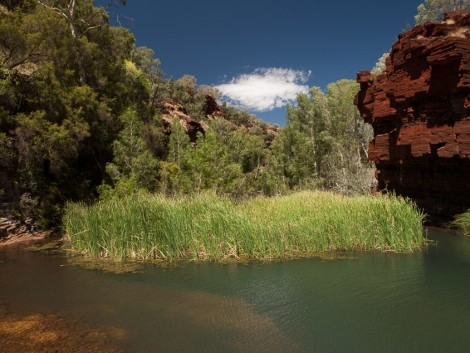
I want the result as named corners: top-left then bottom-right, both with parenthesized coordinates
top-left (0, 228), bottom-right (470, 353)
top-left (0, 245), bottom-right (304, 353)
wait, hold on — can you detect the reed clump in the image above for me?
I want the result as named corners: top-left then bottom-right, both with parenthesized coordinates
top-left (63, 191), bottom-right (426, 262)
top-left (451, 210), bottom-right (470, 236)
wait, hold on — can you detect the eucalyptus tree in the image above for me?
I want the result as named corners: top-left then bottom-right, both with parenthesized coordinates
top-left (272, 87), bottom-right (332, 189)
top-left (325, 79), bottom-right (373, 194)
top-left (0, 0), bottom-right (145, 224)
top-left (103, 107), bottom-right (159, 196)
top-left (159, 118), bottom-right (191, 195)
top-left (269, 80), bottom-right (373, 194)
top-left (181, 127), bottom-right (242, 195)
top-left (32, 0), bottom-right (105, 84)
top-left (415, 0), bottom-right (470, 24)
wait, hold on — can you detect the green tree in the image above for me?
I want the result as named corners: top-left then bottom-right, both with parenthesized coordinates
top-left (273, 87), bottom-right (332, 189)
top-left (14, 109), bottom-right (90, 224)
top-left (103, 108), bottom-right (159, 196)
top-left (415, 0), bottom-right (470, 24)
top-left (167, 118), bottom-right (190, 169)
top-left (33, 0), bottom-right (108, 84)
top-left (164, 118), bottom-right (245, 196)
top-left (131, 46), bottom-right (164, 107)
top-left (159, 117), bottom-right (191, 195)
top-left (325, 80), bottom-right (373, 194)
top-left (170, 75), bottom-right (207, 119)
top-left (269, 125), bottom-right (311, 189)
top-left (181, 127), bottom-right (242, 195)
top-left (199, 85), bottom-right (221, 100)
top-left (268, 80), bottom-right (373, 194)
top-left (1, 1), bottom-right (25, 10)
top-left (211, 119), bottom-right (268, 196)
top-left (0, 0), bottom-right (151, 224)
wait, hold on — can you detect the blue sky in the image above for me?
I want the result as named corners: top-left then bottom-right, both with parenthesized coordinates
top-left (98, 0), bottom-right (423, 125)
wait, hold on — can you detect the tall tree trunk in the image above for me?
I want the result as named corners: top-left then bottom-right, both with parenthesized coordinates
top-left (35, 0), bottom-right (86, 85)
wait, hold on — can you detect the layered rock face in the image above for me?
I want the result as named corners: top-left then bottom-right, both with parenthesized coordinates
top-left (162, 100), bottom-right (207, 143)
top-left (161, 95), bottom-right (279, 146)
top-left (356, 11), bottom-right (470, 222)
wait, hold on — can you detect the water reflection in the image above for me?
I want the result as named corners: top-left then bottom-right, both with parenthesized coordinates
top-left (0, 249), bottom-right (303, 353)
top-left (0, 229), bottom-right (469, 353)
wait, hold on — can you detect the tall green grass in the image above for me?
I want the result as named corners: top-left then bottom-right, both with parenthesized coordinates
top-left (452, 210), bottom-right (470, 235)
top-left (63, 191), bottom-right (426, 262)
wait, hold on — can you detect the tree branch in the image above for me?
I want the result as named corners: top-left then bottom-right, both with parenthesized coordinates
top-left (34, 0), bottom-right (68, 20)
top-left (80, 23), bottom-right (102, 36)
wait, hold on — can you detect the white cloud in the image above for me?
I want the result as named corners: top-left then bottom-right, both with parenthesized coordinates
top-left (215, 68), bottom-right (311, 112)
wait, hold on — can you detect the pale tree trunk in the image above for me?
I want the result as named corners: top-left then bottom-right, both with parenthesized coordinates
top-left (34, 0), bottom-right (87, 85)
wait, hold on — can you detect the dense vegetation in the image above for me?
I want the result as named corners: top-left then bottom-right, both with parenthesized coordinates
top-left (452, 210), bottom-right (470, 236)
top-left (0, 0), bottom-right (436, 261)
top-left (0, 0), bottom-right (376, 227)
top-left (64, 191), bottom-right (425, 261)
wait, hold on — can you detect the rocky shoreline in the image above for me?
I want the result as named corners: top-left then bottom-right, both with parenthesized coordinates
top-left (0, 216), bottom-right (54, 247)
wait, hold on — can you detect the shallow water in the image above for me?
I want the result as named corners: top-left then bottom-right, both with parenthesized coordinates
top-left (1, 228), bottom-right (469, 353)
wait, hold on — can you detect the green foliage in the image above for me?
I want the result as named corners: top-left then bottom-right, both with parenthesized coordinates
top-left (0, 4), bottom-right (54, 74)
top-left (225, 127), bottom-right (269, 195)
top-left (104, 108), bottom-right (159, 193)
top-left (269, 124), bottom-right (318, 189)
top-left (170, 75), bottom-right (207, 119)
top-left (161, 117), bottom-right (275, 197)
top-left (270, 81), bottom-right (373, 194)
top-left (451, 210), bottom-right (470, 235)
top-left (221, 104), bottom-right (259, 127)
top-left (17, 110), bottom-right (89, 175)
top-left (325, 80), bottom-right (374, 193)
top-left (131, 46), bottom-right (164, 107)
top-left (415, 0), bottom-right (470, 24)
top-left (0, 132), bottom-right (16, 166)
top-left (0, 0), bottom-right (384, 231)
top-left (169, 120), bottom-right (243, 195)
top-left (181, 128), bottom-right (242, 195)
top-left (159, 118), bottom-right (190, 195)
top-left (0, 0), bottom-right (162, 225)
top-left (64, 191), bottom-right (426, 261)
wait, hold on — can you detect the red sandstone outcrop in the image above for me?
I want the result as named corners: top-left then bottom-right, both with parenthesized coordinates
top-left (161, 96), bottom-right (279, 146)
top-left (161, 100), bottom-right (207, 143)
top-left (204, 95), bottom-right (225, 118)
top-left (356, 11), bottom-right (470, 222)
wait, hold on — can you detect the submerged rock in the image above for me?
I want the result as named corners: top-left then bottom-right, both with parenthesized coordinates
top-left (356, 10), bottom-right (470, 223)
top-left (0, 303), bottom-right (125, 353)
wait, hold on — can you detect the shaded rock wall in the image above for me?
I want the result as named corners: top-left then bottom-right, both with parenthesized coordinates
top-left (356, 11), bottom-right (470, 222)
top-left (161, 100), bottom-right (207, 143)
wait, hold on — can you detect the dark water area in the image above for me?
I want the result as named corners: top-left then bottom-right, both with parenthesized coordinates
top-left (1, 228), bottom-right (470, 353)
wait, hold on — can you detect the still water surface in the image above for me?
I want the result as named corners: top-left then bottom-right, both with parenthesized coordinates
top-left (1, 228), bottom-right (470, 353)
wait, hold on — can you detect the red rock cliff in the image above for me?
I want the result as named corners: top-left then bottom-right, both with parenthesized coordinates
top-left (356, 10), bottom-right (470, 222)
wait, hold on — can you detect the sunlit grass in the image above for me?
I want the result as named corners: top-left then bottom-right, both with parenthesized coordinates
top-left (63, 191), bottom-right (426, 262)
